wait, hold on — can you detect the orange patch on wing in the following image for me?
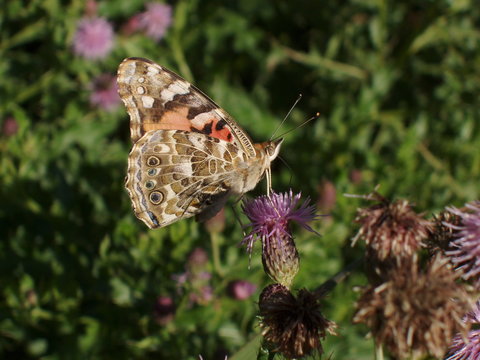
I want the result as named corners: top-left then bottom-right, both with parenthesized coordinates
top-left (211, 123), bottom-right (233, 142)
top-left (141, 107), bottom-right (191, 132)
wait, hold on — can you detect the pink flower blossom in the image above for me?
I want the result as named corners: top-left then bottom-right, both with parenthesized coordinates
top-left (446, 202), bottom-right (480, 285)
top-left (73, 17), bottom-right (114, 60)
top-left (138, 3), bottom-right (172, 41)
top-left (228, 280), bottom-right (257, 300)
top-left (446, 301), bottom-right (480, 360)
top-left (89, 74), bottom-right (120, 111)
top-left (242, 191), bottom-right (320, 254)
top-left (153, 296), bottom-right (175, 325)
top-left (2, 117), bottom-right (18, 136)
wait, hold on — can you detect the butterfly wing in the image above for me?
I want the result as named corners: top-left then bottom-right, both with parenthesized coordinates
top-left (125, 130), bottom-right (250, 229)
top-left (117, 57), bottom-right (257, 158)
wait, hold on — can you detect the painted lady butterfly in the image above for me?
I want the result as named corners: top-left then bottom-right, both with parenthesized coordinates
top-left (117, 57), bottom-right (283, 229)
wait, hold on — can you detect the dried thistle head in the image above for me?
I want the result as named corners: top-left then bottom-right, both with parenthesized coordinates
top-left (353, 193), bottom-right (431, 261)
top-left (259, 284), bottom-right (337, 359)
top-left (353, 254), bottom-right (471, 359)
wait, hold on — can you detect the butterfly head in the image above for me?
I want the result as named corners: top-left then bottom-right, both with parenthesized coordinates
top-left (264, 138), bottom-right (284, 162)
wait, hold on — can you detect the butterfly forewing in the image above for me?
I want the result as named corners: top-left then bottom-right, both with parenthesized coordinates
top-left (117, 57), bottom-right (256, 157)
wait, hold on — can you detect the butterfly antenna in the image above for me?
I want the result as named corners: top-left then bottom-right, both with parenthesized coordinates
top-left (272, 112), bottom-right (320, 141)
top-left (270, 94), bottom-right (303, 141)
top-left (277, 155), bottom-right (294, 187)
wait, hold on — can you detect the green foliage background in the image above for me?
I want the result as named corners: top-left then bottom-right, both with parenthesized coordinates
top-left (1, 0), bottom-right (479, 359)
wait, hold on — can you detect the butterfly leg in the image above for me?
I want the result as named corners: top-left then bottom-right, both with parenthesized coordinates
top-left (230, 199), bottom-right (247, 237)
top-left (178, 180), bottom-right (230, 222)
top-left (265, 168), bottom-right (272, 197)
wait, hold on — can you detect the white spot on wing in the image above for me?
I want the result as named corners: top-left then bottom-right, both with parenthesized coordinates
top-left (119, 61), bottom-right (136, 84)
top-left (147, 66), bottom-right (160, 75)
top-left (142, 96), bottom-right (155, 108)
top-left (160, 81), bottom-right (190, 104)
top-left (153, 144), bottom-right (170, 153)
top-left (137, 86), bottom-right (145, 95)
top-left (190, 110), bottom-right (218, 129)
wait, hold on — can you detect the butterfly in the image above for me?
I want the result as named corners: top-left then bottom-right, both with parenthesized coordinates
top-left (117, 57), bottom-right (283, 229)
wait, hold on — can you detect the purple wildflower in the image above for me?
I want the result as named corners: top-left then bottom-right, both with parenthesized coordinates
top-left (73, 17), bottom-right (114, 60)
top-left (242, 191), bottom-right (319, 253)
top-left (446, 202), bottom-right (480, 285)
top-left (89, 74), bottom-right (120, 111)
top-left (227, 280), bottom-right (257, 300)
top-left (446, 301), bottom-right (480, 360)
top-left (190, 285), bottom-right (213, 305)
top-left (2, 117), bottom-right (18, 137)
top-left (153, 296), bottom-right (175, 325)
top-left (138, 3), bottom-right (172, 41)
top-left (187, 247), bottom-right (209, 268)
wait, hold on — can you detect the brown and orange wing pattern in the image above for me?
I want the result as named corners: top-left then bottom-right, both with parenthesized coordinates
top-left (117, 57), bottom-right (256, 158)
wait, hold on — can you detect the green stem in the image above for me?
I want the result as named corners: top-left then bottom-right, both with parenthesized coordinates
top-left (210, 232), bottom-right (224, 277)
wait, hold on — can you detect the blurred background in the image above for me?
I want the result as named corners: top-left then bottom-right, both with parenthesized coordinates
top-left (1, 0), bottom-right (479, 359)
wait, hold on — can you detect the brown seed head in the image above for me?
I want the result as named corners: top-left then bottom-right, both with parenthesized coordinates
top-left (259, 284), bottom-right (337, 359)
top-left (353, 194), bottom-right (431, 261)
top-left (353, 254), bottom-right (471, 359)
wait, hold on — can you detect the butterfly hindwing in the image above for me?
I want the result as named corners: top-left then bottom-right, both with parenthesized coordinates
top-left (125, 129), bottom-right (247, 228)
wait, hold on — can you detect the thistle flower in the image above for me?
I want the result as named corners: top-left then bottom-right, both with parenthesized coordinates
top-left (242, 191), bottom-right (319, 287)
top-left (352, 193), bottom-right (431, 261)
top-left (445, 202), bottom-right (480, 285)
top-left (2, 117), bottom-right (18, 137)
top-left (242, 191), bottom-right (319, 253)
top-left (138, 3), bottom-right (172, 41)
top-left (153, 296), bottom-right (175, 325)
top-left (178, 248), bottom-right (214, 305)
top-left (353, 254), bottom-right (470, 359)
top-left (89, 74), bottom-right (120, 111)
top-left (227, 280), bottom-right (257, 300)
top-left (446, 301), bottom-right (480, 360)
top-left (190, 285), bottom-right (213, 305)
top-left (259, 284), bottom-right (337, 359)
top-left (73, 17), bottom-right (114, 60)
top-left (187, 247), bottom-right (209, 270)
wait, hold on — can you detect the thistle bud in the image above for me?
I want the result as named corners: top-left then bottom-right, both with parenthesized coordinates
top-left (262, 232), bottom-right (299, 288)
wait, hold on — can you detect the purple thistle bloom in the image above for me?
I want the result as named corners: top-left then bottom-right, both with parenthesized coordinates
top-left (446, 301), bottom-right (480, 360)
top-left (227, 280), bottom-right (257, 300)
top-left (242, 191), bottom-right (320, 253)
top-left (138, 3), bottom-right (172, 41)
top-left (153, 296), bottom-right (175, 325)
top-left (446, 202), bottom-right (480, 285)
top-left (2, 117), bottom-right (18, 137)
top-left (89, 74), bottom-right (120, 111)
top-left (73, 17), bottom-right (114, 60)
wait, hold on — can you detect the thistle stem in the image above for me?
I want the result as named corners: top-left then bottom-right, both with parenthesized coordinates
top-left (210, 232), bottom-right (224, 277)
